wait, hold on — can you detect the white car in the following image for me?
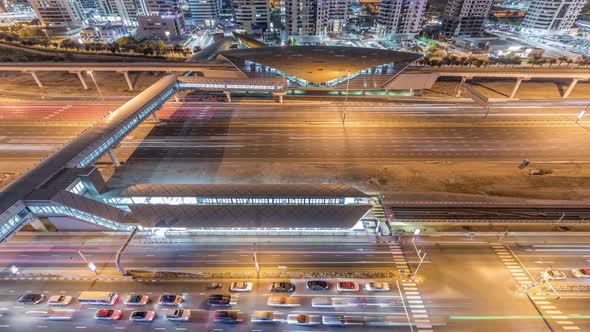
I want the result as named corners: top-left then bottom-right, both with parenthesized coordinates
top-left (336, 281), bottom-right (360, 292)
top-left (542, 270), bottom-right (567, 280)
top-left (267, 296), bottom-right (301, 307)
top-left (229, 281), bottom-right (253, 292)
top-left (287, 314), bottom-right (321, 326)
top-left (365, 282), bottom-right (390, 292)
top-left (250, 311), bottom-right (284, 323)
top-left (48, 295), bottom-right (73, 306)
top-left (164, 309), bottom-right (191, 321)
top-left (572, 269), bottom-right (590, 278)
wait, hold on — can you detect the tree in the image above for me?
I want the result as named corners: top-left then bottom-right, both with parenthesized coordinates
top-left (546, 58), bottom-right (557, 68)
top-left (530, 54), bottom-right (543, 66)
top-left (558, 56), bottom-right (568, 66)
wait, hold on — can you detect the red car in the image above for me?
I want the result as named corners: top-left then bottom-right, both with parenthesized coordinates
top-left (94, 309), bottom-right (122, 320)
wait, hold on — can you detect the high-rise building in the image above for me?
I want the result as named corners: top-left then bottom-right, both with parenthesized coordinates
top-left (376, 0), bottom-right (426, 39)
top-left (28, 0), bottom-right (86, 28)
top-left (284, 0), bottom-right (330, 41)
top-left (95, 0), bottom-right (147, 26)
top-left (521, 0), bottom-right (586, 33)
top-left (147, 0), bottom-right (179, 14)
top-left (442, 0), bottom-right (493, 38)
top-left (137, 0), bottom-right (185, 37)
top-left (328, 0), bottom-right (349, 32)
top-left (234, 0), bottom-right (269, 32)
top-left (189, 0), bottom-right (222, 26)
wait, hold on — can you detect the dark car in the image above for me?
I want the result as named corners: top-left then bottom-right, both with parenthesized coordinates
top-left (213, 310), bottom-right (244, 323)
top-left (306, 280), bottom-right (329, 291)
top-left (17, 293), bottom-right (44, 304)
top-left (270, 282), bottom-right (296, 293)
top-left (158, 294), bottom-right (183, 306)
top-left (208, 294), bottom-right (236, 307)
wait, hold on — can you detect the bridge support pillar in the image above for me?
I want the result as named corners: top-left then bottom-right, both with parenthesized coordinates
top-left (29, 218), bottom-right (48, 232)
top-left (107, 149), bottom-right (120, 167)
top-left (455, 77), bottom-right (467, 97)
top-left (223, 90), bottom-right (231, 103)
top-left (120, 71), bottom-right (133, 91)
top-left (74, 71), bottom-right (89, 90)
top-left (272, 91), bottom-right (286, 103)
top-left (29, 71), bottom-right (43, 88)
top-left (509, 78), bottom-right (525, 99)
top-left (563, 78), bottom-right (580, 99)
top-left (152, 111), bottom-right (159, 122)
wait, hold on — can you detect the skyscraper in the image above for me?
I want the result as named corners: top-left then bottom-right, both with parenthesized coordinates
top-left (95, 0), bottom-right (148, 26)
top-left (284, 0), bottom-right (329, 41)
top-left (28, 0), bottom-right (86, 28)
top-left (328, 0), bottom-right (349, 32)
top-left (521, 0), bottom-right (586, 33)
top-left (189, 0), bottom-right (222, 27)
top-left (233, 0), bottom-right (269, 32)
top-left (442, 0), bottom-right (493, 38)
top-left (376, 0), bottom-right (426, 39)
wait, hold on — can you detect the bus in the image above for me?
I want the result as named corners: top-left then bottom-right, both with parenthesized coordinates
top-left (78, 292), bottom-right (118, 305)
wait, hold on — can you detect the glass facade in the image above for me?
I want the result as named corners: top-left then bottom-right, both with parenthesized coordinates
top-left (28, 204), bottom-right (135, 231)
top-left (0, 207), bottom-right (31, 242)
top-left (104, 196), bottom-right (370, 206)
top-left (73, 84), bottom-right (178, 168)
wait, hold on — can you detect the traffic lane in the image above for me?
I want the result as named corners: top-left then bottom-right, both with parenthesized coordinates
top-left (0, 279), bottom-right (409, 332)
top-left (416, 244), bottom-right (551, 332)
top-left (507, 244), bottom-right (590, 276)
top-left (537, 297), bottom-right (590, 331)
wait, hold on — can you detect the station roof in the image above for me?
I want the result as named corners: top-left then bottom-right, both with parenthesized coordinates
top-left (220, 46), bottom-right (422, 83)
top-left (111, 183), bottom-right (368, 198)
top-left (126, 204), bottom-right (370, 229)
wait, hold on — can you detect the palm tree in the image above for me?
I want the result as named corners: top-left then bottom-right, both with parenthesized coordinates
top-left (546, 58), bottom-right (557, 68)
top-left (558, 56), bottom-right (568, 66)
top-left (530, 54), bottom-right (543, 67)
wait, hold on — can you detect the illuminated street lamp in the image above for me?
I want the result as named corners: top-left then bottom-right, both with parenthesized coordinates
top-left (10, 265), bottom-right (19, 275)
top-left (77, 248), bottom-right (99, 276)
top-left (165, 31), bottom-right (171, 43)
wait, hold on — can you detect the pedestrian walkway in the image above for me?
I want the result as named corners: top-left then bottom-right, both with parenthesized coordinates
top-left (491, 243), bottom-right (580, 331)
top-left (384, 240), bottom-right (433, 332)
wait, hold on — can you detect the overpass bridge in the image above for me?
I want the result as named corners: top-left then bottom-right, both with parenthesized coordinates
top-left (0, 74), bottom-right (287, 243)
top-left (0, 61), bottom-right (243, 90)
top-left (397, 66), bottom-right (590, 99)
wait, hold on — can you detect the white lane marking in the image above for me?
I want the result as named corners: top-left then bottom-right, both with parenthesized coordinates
top-left (36, 326), bottom-right (48, 328)
top-left (535, 301), bottom-right (551, 304)
top-left (562, 327), bottom-right (580, 330)
top-left (176, 328), bottom-right (187, 331)
top-left (408, 300), bottom-right (423, 304)
top-left (545, 310), bottom-right (562, 314)
top-left (557, 321), bottom-right (574, 325)
top-left (411, 309), bottom-right (427, 313)
top-left (154, 328), bottom-right (166, 330)
top-left (530, 296), bottom-right (546, 300)
top-left (540, 305), bottom-right (557, 309)
top-left (114, 328), bottom-right (125, 330)
top-left (75, 327), bottom-right (87, 329)
top-left (413, 314), bottom-right (429, 318)
top-left (551, 316), bottom-right (568, 319)
top-left (395, 279), bottom-right (414, 332)
top-left (0, 326), bottom-right (10, 328)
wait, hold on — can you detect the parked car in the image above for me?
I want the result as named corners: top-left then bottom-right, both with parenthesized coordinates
top-left (270, 282), bottom-right (296, 293)
top-left (336, 281), bottom-right (360, 292)
top-left (94, 309), bottom-right (122, 320)
top-left (213, 310), bottom-right (244, 323)
top-left (129, 310), bottom-right (155, 322)
top-left (48, 295), bottom-right (72, 306)
top-left (164, 309), bottom-right (191, 321)
top-left (306, 280), bottom-right (329, 290)
top-left (207, 282), bottom-right (222, 289)
top-left (229, 281), bottom-right (253, 292)
top-left (287, 314), bottom-right (321, 326)
top-left (365, 282), bottom-right (390, 292)
top-left (158, 294), bottom-right (183, 305)
top-left (124, 294), bottom-right (150, 306)
top-left (17, 294), bottom-right (44, 304)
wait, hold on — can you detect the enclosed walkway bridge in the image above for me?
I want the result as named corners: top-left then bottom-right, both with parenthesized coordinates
top-left (0, 74), bottom-right (287, 243)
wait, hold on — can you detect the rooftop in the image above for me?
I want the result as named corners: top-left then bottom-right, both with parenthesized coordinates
top-left (220, 46), bottom-right (422, 83)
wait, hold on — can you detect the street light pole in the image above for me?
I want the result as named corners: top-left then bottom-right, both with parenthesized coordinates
top-left (77, 248), bottom-right (98, 276)
top-left (253, 243), bottom-right (260, 278)
top-left (576, 105), bottom-right (588, 124)
top-left (87, 71), bottom-right (109, 113)
top-left (343, 70), bottom-right (350, 124)
top-left (410, 237), bottom-right (427, 279)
